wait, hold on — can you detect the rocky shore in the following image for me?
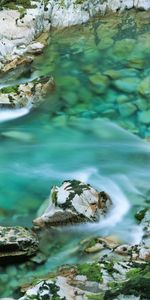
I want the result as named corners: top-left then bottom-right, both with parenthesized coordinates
top-left (0, 181), bottom-right (149, 299)
top-left (0, 1), bottom-right (150, 299)
top-left (0, 0), bottom-right (150, 72)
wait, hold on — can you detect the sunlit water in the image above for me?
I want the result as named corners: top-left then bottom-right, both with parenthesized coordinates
top-left (0, 10), bottom-right (150, 297)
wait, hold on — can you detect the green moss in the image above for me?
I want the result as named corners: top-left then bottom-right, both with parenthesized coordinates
top-left (75, 0), bottom-right (85, 4)
top-left (51, 191), bottom-right (58, 204)
top-left (87, 294), bottom-right (104, 300)
top-left (85, 238), bottom-right (98, 249)
top-left (135, 208), bottom-right (148, 222)
top-left (126, 268), bottom-right (141, 279)
top-left (77, 262), bottom-right (103, 283)
top-left (1, 86), bottom-right (18, 94)
top-left (104, 264), bottom-right (150, 300)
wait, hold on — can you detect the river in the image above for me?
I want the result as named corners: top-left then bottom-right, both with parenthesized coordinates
top-left (0, 9), bottom-right (150, 297)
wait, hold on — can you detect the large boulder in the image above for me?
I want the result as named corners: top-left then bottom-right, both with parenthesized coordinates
top-left (33, 180), bottom-right (112, 227)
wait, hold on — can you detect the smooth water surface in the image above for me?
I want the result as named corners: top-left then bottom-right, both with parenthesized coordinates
top-left (0, 10), bottom-right (150, 297)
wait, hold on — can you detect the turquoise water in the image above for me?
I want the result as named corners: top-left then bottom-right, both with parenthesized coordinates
top-left (0, 10), bottom-right (150, 297)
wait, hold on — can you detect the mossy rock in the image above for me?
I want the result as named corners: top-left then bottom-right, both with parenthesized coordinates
top-left (104, 264), bottom-right (150, 299)
top-left (77, 262), bottom-right (103, 283)
top-left (0, 86), bottom-right (18, 94)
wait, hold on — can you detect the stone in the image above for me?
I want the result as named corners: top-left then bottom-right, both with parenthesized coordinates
top-left (118, 103), bottom-right (137, 117)
top-left (1, 131), bottom-right (33, 142)
top-left (2, 56), bottom-right (33, 73)
top-left (113, 39), bottom-right (135, 59)
top-left (134, 98), bottom-right (149, 111)
top-left (116, 95), bottom-right (129, 104)
top-left (98, 38), bottom-right (114, 50)
top-left (134, 0), bottom-right (150, 10)
top-left (0, 226), bottom-right (38, 258)
top-left (0, 76), bottom-right (54, 108)
top-left (138, 77), bottom-right (150, 97)
top-left (26, 42), bottom-right (44, 54)
top-left (89, 73), bottom-right (109, 94)
top-left (138, 110), bottom-right (150, 124)
top-left (33, 180), bottom-right (112, 227)
top-left (114, 77), bottom-right (140, 93)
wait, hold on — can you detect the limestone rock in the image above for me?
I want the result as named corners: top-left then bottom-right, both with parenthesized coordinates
top-left (33, 180), bottom-right (112, 227)
top-left (26, 42), bottom-right (44, 54)
top-left (0, 226), bottom-right (38, 258)
top-left (0, 76), bottom-right (55, 108)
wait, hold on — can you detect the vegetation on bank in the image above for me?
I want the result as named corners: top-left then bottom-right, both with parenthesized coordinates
top-left (0, 0), bottom-right (36, 10)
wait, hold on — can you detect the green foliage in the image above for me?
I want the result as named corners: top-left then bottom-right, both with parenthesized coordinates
top-left (77, 262), bottom-right (103, 283)
top-left (51, 191), bottom-right (58, 204)
top-left (0, 0), bottom-right (36, 10)
top-left (1, 86), bottom-right (18, 94)
top-left (104, 264), bottom-right (150, 300)
top-left (135, 208), bottom-right (148, 222)
top-left (87, 294), bottom-right (104, 300)
top-left (75, 0), bottom-right (85, 4)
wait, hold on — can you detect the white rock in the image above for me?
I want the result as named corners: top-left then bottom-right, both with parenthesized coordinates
top-left (26, 42), bottom-right (44, 54)
top-left (33, 180), bottom-right (112, 227)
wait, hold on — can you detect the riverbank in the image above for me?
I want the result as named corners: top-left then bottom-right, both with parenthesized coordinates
top-left (0, 0), bottom-right (150, 73)
top-left (0, 2), bottom-right (150, 299)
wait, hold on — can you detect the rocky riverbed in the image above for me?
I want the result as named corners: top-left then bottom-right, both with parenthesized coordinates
top-left (0, 1), bottom-right (150, 299)
top-left (0, 0), bottom-right (150, 73)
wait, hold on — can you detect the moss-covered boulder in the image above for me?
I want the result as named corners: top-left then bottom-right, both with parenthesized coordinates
top-left (33, 180), bottom-right (112, 227)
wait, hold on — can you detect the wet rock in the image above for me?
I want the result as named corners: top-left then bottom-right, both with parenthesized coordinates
top-left (113, 39), bottom-right (135, 59)
top-left (89, 73), bottom-right (109, 94)
top-left (82, 235), bottom-right (120, 253)
top-left (138, 77), bottom-right (150, 97)
top-left (116, 95), bottom-right (129, 104)
top-left (98, 38), bottom-right (114, 50)
top-left (33, 180), bottom-right (112, 227)
top-left (134, 98), bottom-right (149, 111)
top-left (0, 76), bottom-right (55, 108)
top-left (2, 56), bottom-right (33, 73)
top-left (115, 244), bottom-right (150, 261)
top-left (118, 103), bottom-right (137, 117)
top-left (114, 77), bottom-right (140, 93)
top-left (138, 110), bottom-right (150, 124)
top-left (18, 259), bottom-right (150, 300)
top-left (0, 226), bottom-right (38, 258)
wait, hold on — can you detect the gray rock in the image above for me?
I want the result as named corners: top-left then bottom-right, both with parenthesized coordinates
top-left (0, 226), bottom-right (39, 258)
top-left (33, 180), bottom-right (112, 227)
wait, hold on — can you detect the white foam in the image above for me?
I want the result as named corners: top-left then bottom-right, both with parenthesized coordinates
top-left (0, 107), bottom-right (30, 123)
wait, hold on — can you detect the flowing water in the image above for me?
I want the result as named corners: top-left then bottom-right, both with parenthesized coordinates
top-left (0, 10), bottom-right (150, 297)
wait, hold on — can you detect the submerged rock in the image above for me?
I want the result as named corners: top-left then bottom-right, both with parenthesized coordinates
top-left (0, 226), bottom-right (39, 258)
top-left (33, 180), bottom-right (112, 227)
